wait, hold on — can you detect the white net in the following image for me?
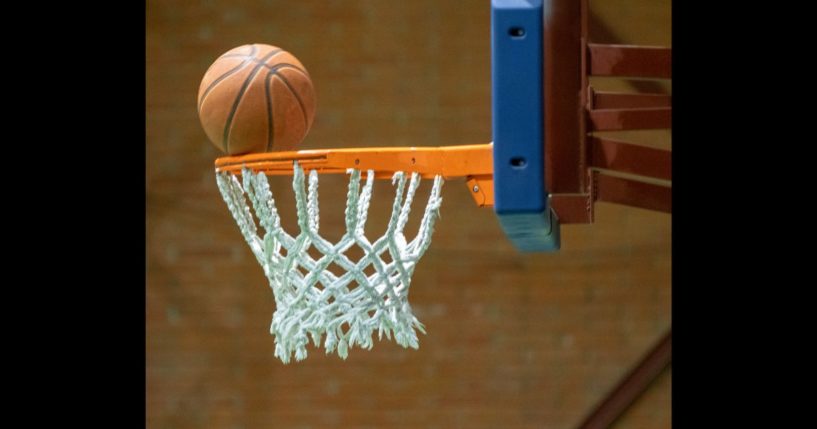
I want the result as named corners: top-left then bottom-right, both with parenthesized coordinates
top-left (216, 163), bottom-right (444, 363)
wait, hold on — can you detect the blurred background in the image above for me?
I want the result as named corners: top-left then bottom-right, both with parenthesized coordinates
top-left (147, 0), bottom-right (671, 428)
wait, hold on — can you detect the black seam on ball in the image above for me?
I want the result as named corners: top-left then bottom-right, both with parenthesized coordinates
top-left (249, 58), bottom-right (309, 76)
top-left (222, 49), bottom-right (283, 153)
top-left (264, 72), bottom-right (275, 152)
top-left (197, 45), bottom-right (259, 113)
top-left (273, 72), bottom-right (309, 131)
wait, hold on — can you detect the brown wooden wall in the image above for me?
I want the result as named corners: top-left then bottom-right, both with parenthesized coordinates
top-left (147, 1), bottom-right (671, 428)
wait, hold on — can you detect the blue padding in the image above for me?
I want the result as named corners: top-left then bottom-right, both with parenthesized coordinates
top-left (491, 0), bottom-right (560, 252)
top-left (497, 209), bottom-right (560, 252)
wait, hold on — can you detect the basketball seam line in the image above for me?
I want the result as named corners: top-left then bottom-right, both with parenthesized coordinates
top-left (198, 45), bottom-right (259, 113)
top-left (249, 58), bottom-right (309, 76)
top-left (222, 49), bottom-right (284, 153)
top-left (220, 55), bottom-right (308, 76)
top-left (265, 73), bottom-right (275, 152)
top-left (273, 72), bottom-right (310, 132)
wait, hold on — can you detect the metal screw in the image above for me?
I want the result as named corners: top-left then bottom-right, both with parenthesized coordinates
top-left (473, 185), bottom-right (479, 193)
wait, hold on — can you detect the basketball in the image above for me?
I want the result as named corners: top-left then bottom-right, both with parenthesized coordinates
top-left (197, 44), bottom-right (316, 155)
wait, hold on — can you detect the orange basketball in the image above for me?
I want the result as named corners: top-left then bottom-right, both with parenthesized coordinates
top-left (197, 44), bottom-right (316, 155)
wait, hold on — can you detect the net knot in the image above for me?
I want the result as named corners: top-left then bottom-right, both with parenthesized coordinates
top-left (216, 162), bottom-right (444, 363)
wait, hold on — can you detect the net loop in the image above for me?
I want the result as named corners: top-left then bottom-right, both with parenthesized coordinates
top-left (216, 162), bottom-right (444, 363)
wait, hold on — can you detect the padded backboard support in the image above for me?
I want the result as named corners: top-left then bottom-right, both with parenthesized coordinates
top-left (491, 0), bottom-right (561, 252)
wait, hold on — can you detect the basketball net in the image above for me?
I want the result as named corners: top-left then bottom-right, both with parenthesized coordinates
top-left (216, 163), bottom-right (444, 363)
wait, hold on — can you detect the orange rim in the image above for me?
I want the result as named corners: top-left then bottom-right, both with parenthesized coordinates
top-left (215, 143), bottom-right (494, 180)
